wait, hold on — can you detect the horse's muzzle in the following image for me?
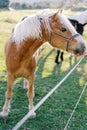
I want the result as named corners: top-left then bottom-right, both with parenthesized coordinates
top-left (74, 42), bottom-right (87, 56)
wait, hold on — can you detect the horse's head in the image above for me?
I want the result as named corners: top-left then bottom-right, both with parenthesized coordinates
top-left (48, 11), bottom-right (87, 57)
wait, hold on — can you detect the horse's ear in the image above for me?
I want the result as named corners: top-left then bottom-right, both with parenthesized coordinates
top-left (58, 9), bottom-right (63, 14)
top-left (83, 23), bottom-right (87, 26)
top-left (50, 9), bottom-right (63, 20)
top-left (50, 12), bottom-right (58, 21)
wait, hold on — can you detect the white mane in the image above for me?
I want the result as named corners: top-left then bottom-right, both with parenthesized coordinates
top-left (68, 10), bottom-right (87, 24)
top-left (12, 11), bottom-right (53, 44)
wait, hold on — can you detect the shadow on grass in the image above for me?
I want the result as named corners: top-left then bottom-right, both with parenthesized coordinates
top-left (0, 50), bottom-right (87, 130)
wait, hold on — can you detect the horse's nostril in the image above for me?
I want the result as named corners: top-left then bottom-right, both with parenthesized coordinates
top-left (74, 42), bottom-right (85, 55)
top-left (74, 48), bottom-right (80, 55)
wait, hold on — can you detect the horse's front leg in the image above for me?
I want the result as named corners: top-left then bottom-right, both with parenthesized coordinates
top-left (0, 73), bottom-right (14, 118)
top-left (55, 50), bottom-right (61, 64)
top-left (27, 73), bottom-right (36, 118)
top-left (60, 51), bottom-right (64, 62)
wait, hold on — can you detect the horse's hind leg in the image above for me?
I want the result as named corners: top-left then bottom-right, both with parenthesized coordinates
top-left (27, 73), bottom-right (36, 118)
top-left (0, 73), bottom-right (14, 118)
top-left (23, 78), bottom-right (29, 89)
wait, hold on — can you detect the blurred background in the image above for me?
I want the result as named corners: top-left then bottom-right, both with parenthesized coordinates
top-left (0, 0), bottom-right (87, 11)
top-left (0, 1), bottom-right (87, 130)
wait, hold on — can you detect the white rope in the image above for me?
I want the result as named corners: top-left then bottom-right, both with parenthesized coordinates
top-left (64, 81), bottom-right (87, 130)
top-left (12, 56), bottom-right (84, 130)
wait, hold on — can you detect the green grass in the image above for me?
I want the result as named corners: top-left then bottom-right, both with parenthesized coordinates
top-left (0, 10), bottom-right (87, 130)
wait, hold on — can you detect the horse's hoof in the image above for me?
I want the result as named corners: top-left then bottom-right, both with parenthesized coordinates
top-left (29, 112), bottom-right (36, 119)
top-left (0, 111), bottom-right (8, 119)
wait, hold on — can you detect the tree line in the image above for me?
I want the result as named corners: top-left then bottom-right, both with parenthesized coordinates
top-left (0, 0), bottom-right (87, 10)
top-left (0, 0), bottom-right (9, 8)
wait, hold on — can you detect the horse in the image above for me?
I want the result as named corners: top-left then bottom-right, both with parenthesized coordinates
top-left (69, 19), bottom-right (87, 35)
top-left (55, 10), bottom-right (87, 65)
top-left (68, 10), bottom-right (87, 25)
top-left (0, 10), bottom-right (87, 119)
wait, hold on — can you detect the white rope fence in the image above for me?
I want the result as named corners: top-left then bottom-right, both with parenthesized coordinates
top-left (64, 81), bottom-right (87, 130)
top-left (12, 56), bottom-right (84, 130)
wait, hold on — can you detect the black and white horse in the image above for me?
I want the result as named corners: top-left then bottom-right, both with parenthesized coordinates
top-left (55, 11), bottom-right (87, 65)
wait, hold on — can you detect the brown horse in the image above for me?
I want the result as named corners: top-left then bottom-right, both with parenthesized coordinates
top-left (0, 10), bottom-right (87, 118)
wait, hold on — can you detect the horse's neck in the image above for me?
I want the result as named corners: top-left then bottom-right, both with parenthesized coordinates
top-left (20, 38), bottom-right (43, 61)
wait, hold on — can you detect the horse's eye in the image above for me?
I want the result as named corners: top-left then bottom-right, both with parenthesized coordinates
top-left (60, 28), bottom-right (67, 32)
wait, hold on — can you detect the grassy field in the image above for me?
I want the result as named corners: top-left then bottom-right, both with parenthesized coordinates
top-left (0, 9), bottom-right (87, 130)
